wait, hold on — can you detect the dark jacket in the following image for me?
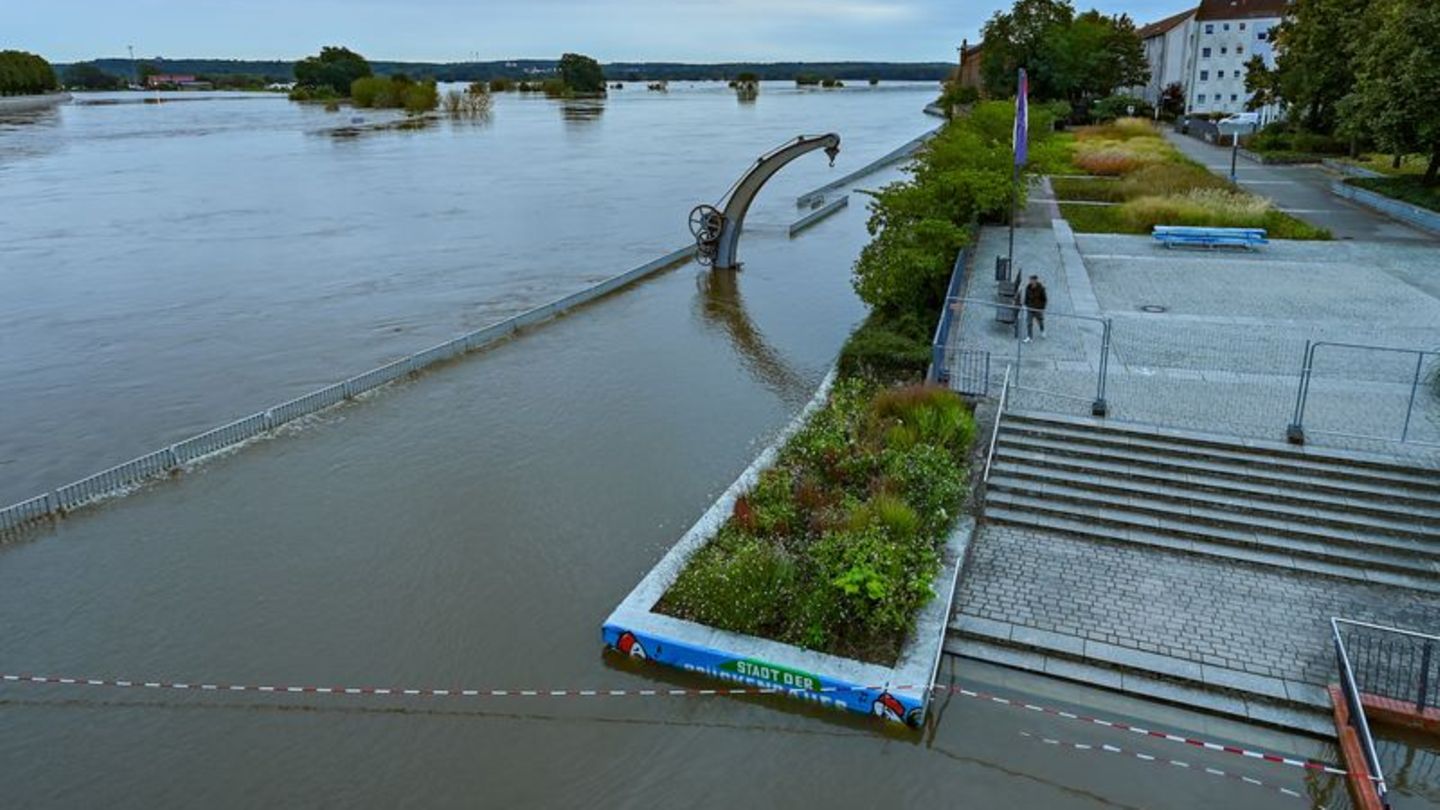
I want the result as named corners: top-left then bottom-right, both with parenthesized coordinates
top-left (1023, 281), bottom-right (1048, 311)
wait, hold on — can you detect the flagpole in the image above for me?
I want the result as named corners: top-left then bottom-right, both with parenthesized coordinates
top-left (1007, 67), bottom-right (1027, 284)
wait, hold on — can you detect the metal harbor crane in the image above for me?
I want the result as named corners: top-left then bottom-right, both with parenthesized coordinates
top-left (689, 133), bottom-right (840, 270)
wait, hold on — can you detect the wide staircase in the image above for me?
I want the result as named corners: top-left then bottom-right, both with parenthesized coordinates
top-left (953, 411), bottom-right (1440, 734)
top-left (985, 412), bottom-right (1440, 592)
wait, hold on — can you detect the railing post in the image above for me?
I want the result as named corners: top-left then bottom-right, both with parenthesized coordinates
top-left (1286, 339), bottom-right (1313, 445)
top-left (1420, 640), bottom-right (1434, 713)
top-left (1401, 351), bottom-right (1424, 444)
top-left (1092, 318), bottom-right (1110, 417)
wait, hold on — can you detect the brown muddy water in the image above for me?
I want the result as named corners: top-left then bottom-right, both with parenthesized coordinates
top-left (0, 85), bottom-right (1341, 808)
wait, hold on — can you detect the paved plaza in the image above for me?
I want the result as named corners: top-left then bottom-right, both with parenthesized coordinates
top-left (947, 212), bottom-right (1440, 730)
top-left (948, 224), bottom-right (1440, 456)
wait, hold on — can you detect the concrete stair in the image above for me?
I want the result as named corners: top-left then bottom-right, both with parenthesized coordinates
top-left (985, 412), bottom-right (1440, 593)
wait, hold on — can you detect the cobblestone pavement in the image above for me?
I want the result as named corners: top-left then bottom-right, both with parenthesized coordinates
top-left (950, 225), bottom-right (1440, 457)
top-left (956, 524), bottom-right (1440, 688)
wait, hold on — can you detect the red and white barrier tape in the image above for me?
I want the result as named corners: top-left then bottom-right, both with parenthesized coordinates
top-left (1, 672), bottom-right (1349, 778)
top-left (1018, 731), bottom-right (1313, 804)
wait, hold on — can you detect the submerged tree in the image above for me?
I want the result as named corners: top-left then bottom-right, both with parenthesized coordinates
top-left (558, 53), bottom-right (605, 95)
top-left (294, 46), bottom-right (372, 96)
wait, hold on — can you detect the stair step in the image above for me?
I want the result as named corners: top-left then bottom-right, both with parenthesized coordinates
top-left (987, 462), bottom-right (1440, 530)
top-left (944, 632), bottom-right (1335, 737)
top-left (1004, 411), bottom-right (1440, 479)
top-left (986, 473), bottom-right (1440, 554)
top-left (992, 446), bottom-right (1440, 520)
top-left (998, 424), bottom-right (1440, 493)
top-left (996, 435), bottom-right (1440, 511)
top-left (985, 503), bottom-right (1440, 593)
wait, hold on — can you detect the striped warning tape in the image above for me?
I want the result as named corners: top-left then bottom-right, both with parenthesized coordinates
top-left (956, 685), bottom-right (1354, 779)
top-left (1018, 731), bottom-right (1315, 804)
top-left (0, 672), bottom-right (1350, 779)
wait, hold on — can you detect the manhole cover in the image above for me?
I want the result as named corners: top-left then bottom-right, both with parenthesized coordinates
top-left (1140, 304), bottom-right (1168, 313)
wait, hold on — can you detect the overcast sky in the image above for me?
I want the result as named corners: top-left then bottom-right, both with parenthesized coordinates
top-left (13, 0), bottom-right (1192, 64)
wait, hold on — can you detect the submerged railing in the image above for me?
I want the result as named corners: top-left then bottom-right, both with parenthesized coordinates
top-left (0, 245), bottom-right (697, 538)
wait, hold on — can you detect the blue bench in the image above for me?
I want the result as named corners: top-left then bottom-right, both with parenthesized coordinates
top-left (1153, 225), bottom-right (1268, 250)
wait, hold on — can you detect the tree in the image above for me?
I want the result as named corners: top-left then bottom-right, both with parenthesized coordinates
top-left (0, 50), bottom-right (58, 96)
top-left (63, 63), bottom-right (124, 90)
top-left (558, 53), bottom-right (605, 95)
top-left (294, 46), bottom-right (372, 96)
top-left (1341, 0), bottom-right (1440, 184)
top-left (1268, 0), bottom-right (1371, 133)
top-left (980, 0), bottom-right (1148, 103)
top-left (980, 0), bottom-right (1073, 97)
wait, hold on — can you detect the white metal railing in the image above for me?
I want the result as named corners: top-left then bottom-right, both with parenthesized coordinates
top-left (1333, 617), bottom-right (1401, 808)
top-left (983, 364), bottom-right (1013, 486)
top-left (0, 244), bottom-right (697, 537)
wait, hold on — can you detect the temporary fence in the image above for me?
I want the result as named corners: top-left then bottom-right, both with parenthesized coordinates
top-left (0, 245), bottom-right (697, 538)
top-left (940, 290), bottom-right (1440, 454)
top-left (1289, 342), bottom-right (1440, 448)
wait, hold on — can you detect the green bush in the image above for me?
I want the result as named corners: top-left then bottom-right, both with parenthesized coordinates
top-left (662, 528), bottom-right (796, 637)
top-left (658, 376), bottom-right (973, 665)
top-left (350, 75), bottom-right (438, 113)
top-left (1091, 95), bottom-right (1153, 122)
top-left (837, 312), bottom-right (933, 384)
top-left (488, 77), bottom-right (514, 92)
top-left (1349, 177), bottom-right (1440, 214)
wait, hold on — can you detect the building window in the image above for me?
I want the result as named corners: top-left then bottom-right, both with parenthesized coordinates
top-left (1223, 23), bottom-right (1231, 31)
top-left (1258, 30), bottom-right (1268, 40)
top-left (1237, 45), bottom-right (1244, 55)
top-left (1239, 22), bottom-right (1247, 30)
top-left (1230, 94), bottom-right (1238, 102)
top-left (1198, 93), bottom-right (1207, 103)
top-left (1221, 46), bottom-right (1228, 55)
top-left (1200, 70), bottom-right (1209, 80)
top-left (1218, 70), bottom-right (1225, 78)
top-left (1202, 47), bottom-right (1212, 58)
top-left (1205, 23), bottom-right (1214, 34)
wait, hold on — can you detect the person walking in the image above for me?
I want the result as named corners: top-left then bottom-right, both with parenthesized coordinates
top-left (1022, 275), bottom-right (1047, 342)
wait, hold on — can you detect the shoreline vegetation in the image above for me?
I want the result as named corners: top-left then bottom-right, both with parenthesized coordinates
top-left (657, 101), bottom-right (1066, 666)
top-left (1054, 118), bottom-right (1331, 239)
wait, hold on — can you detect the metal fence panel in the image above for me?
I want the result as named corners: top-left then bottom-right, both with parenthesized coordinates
top-left (55, 448), bottom-right (178, 511)
top-left (0, 494), bottom-right (52, 533)
top-left (269, 384), bottom-right (348, 428)
top-left (172, 413), bottom-right (269, 465)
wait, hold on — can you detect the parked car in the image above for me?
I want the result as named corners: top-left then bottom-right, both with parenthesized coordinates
top-left (1218, 112), bottom-right (1260, 132)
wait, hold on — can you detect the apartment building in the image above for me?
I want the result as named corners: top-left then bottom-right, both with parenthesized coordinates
top-left (1184, 0), bottom-right (1288, 119)
top-left (1132, 8), bottom-right (1197, 107)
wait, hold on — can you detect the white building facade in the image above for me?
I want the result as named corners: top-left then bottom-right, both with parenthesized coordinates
top-left (1132, 0), bottom-right (1289, 122)
top-left (1131, 8), bottom-right (1197, 106)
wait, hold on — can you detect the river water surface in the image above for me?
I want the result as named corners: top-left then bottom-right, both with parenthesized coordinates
top-left (0, 84), bottom-right (1338, 807)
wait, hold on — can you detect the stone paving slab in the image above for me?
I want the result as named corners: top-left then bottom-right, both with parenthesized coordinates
top-left (953, 523), bottom-right (1440, 694)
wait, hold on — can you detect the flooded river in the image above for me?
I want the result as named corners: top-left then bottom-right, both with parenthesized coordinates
top-left (0, 84), bottom-right (1338, 807)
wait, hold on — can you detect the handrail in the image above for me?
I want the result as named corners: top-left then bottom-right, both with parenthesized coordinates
top-left (1335, 617), bottom-right (1440, 644)
top-left (1332, 618), bottom-right (1392, 806)
top-left (983, 364), bottom-right (1012, 486)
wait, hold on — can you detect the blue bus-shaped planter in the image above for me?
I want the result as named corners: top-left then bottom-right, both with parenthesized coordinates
top-left (602, 371), bottom-right (973, 727)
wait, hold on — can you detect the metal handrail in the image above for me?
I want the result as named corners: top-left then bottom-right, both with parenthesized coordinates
top-left (1335, 617), bottom-right (1440, 644)
top-left (983, 365), bottom-right (1013, 486)
top-left (1332, 618), bottom-right (1392, 807)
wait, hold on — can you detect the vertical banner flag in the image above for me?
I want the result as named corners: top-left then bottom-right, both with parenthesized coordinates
top-left (1013, 68), bottom-right (1029, 166)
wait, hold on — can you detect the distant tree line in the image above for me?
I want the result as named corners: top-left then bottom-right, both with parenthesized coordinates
top-left (0, 50), bottom-right (58, 96)
top-left (57, 57), bottom-right (955, 85)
